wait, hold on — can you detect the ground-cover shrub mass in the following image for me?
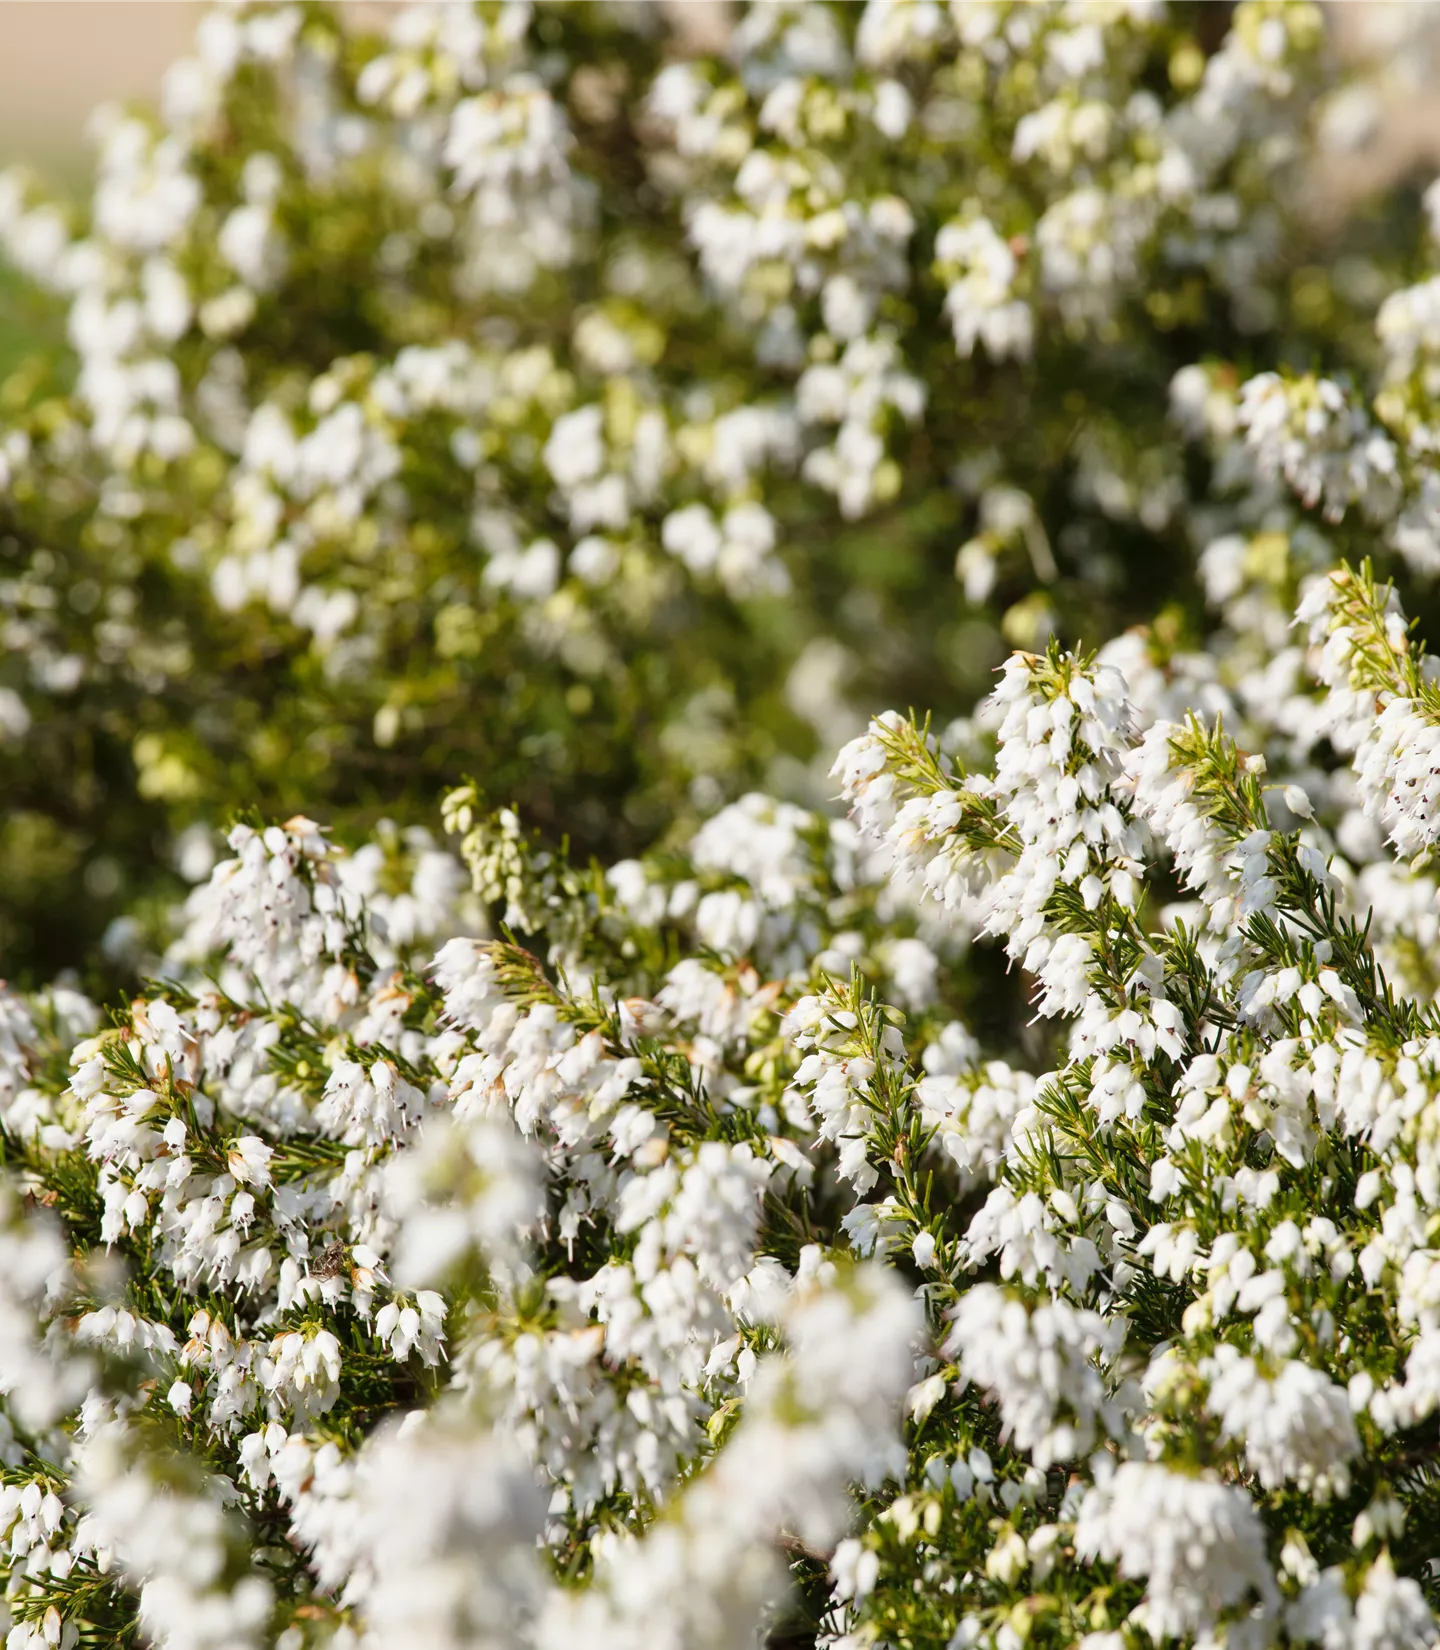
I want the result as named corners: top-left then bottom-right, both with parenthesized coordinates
top-left (9, 2), bottom-right (1440, 1648)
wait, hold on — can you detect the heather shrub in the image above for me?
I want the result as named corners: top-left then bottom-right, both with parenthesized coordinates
top-left (6, 6), bottom-right (1440, 1650)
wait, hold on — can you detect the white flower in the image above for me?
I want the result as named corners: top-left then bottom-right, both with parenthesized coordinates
top-left (1075, 1462), bottom-right (1279, 1641)
top-left (1202, 1346), bottom-right (1359, 1497)
top-left (947, 1284), bottom-right (1124, 1466)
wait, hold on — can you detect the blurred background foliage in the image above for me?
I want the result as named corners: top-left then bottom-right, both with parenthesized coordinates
top-left (0, 0), bottom-right (1437, 991)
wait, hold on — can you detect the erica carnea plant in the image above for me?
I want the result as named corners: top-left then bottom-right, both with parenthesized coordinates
top-left (12, 555), bottom-right (1440, 1646)
top-left (5, 3), bottom-right (1440, 1649)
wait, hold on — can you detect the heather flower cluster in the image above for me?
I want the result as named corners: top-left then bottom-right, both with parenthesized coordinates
top-left (5, 2), bottom-right (1440, 1648)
